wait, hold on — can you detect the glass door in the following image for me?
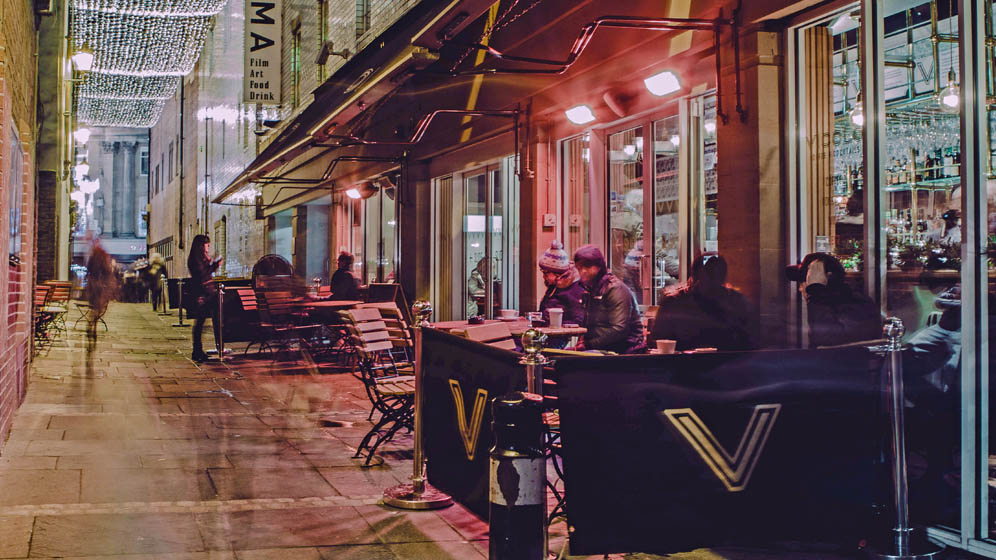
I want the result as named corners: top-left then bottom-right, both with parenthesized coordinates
top-left (462, 158), bottom-right (518, 319)
top-left (606, 92), bottom-right (718, 305)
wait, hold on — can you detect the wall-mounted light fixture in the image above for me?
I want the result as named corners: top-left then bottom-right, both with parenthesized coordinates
top-left (74, 160), bottom-right (90, 179)
top-left (643, 70), bottom-right (680, 97)
top-left (73, 128), bottom-right (91, 144)
top-left (71, 48), bottom-right (94, 72)
top-left (565, 104), bottom-right (596, 125)
top-left (345, 188), bottom-right (362, 199)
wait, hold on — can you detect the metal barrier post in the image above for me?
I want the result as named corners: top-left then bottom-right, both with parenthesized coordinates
top-left (383, 301), bottom-right (453, 510)
top-left (172, 279), bottom-right (187, 327)
top-left (489, 392), bottom-right (547, 560)
top-left (866, 317), bottom-right (943, 560)
top-left (521, 329), bottom-right (548, 395)
top-left (215, 283), bottom-right (225, 362)
top-left (157, 275), bottom-right (170, 316)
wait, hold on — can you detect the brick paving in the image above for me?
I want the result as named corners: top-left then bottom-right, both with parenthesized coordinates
top-left (0, 303), bottom-right (978, 560)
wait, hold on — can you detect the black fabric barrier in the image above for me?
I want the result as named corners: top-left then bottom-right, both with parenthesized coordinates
top-left (422, 327), bottom-right (526, 518)
top-left (554, 347), bottom-right (888, 556)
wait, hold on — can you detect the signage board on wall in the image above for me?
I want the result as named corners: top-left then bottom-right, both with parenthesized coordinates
top-left (243, 0), bottom-right (281, 104)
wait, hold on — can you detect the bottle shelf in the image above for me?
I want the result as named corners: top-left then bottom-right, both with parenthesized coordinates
top-left (882, 175), bottom-right (960, 192)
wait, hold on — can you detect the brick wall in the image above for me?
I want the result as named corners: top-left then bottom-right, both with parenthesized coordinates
top-left (0, 0), bottom-right (39, 453)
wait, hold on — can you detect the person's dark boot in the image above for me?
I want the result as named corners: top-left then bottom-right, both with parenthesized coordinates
top-left (192, 347), bottom-right (209, 362)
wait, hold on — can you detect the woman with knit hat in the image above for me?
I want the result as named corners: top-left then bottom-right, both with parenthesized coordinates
top-left (538, 240), bottom-right (585, 326)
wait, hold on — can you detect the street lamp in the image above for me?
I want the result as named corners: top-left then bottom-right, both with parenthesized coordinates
top-left (71, 48), bottom-right (94, 72)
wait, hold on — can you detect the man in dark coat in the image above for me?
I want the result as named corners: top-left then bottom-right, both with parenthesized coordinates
top-left (330, 252), bottom-right (361, 300)
top-left (649, 253), bottom-right (753, 352)
top-left (786, 252), bottom-right (881, 348)
top-left (537, 240), bottom-right (585, 326)
top-left (573, 244), bottom-right (645, 354)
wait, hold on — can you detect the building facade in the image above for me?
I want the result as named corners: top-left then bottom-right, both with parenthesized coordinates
top-left (194, 0), bottom-right (995, 553)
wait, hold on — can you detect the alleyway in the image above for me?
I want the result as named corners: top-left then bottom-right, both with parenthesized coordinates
top-left (0, 303), bottom-right (974, 560)
top-left (0, 303), bottom-right (490, 559)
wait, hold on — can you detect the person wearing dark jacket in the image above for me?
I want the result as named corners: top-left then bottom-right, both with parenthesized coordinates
top-left (786, 252), bottom-right (881, 348)
top-left (188, 234), bottom-right (222, 362)
top-left (330, 252), bottom-right (361, 300)
top-left (649, 253), bottom-right (753, 352)
top-left (573, 244), bottom-right (645, 354)
top-left (537, 240), bottom-right (585, 326)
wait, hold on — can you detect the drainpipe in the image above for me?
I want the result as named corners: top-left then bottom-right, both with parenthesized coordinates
top-left (178, 79), bottom-right (184, 253)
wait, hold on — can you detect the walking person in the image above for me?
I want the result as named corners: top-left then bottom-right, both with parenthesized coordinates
top-left (84, 235), bottom-right (117, 364)
top-left (188, 234), bottom-right (223, 362)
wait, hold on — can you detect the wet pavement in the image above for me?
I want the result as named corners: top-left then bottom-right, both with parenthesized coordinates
top-left (0, 303), bottom-right (976, 559)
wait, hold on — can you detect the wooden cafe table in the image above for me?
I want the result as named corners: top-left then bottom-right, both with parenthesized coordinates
top-left (430, 318), bottom-right (586, 338)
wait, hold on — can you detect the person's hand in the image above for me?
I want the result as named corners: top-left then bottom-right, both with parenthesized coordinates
top-left (804, 260), bottom-right (827, 289)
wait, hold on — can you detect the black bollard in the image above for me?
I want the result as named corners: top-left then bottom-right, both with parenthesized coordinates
top-left (489, 391), bottom-right (546, 560)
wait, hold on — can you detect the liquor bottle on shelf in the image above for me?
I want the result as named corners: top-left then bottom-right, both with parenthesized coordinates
top-left (943, 149), bottom-right (956, 177)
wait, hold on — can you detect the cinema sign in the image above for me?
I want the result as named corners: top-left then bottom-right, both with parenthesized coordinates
top-left (243, 0), bottom-right (281, 104)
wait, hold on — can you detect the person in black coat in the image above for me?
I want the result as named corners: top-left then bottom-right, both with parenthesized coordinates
top-left (574, 244), bottom-right (645, 354)
top-left (786, 252), bottom-right (881, 348)
top-left (188, 234), bottom-right (222, 362)
top-left (330, 251), bottom-right (361, 301)
top-left (649, 253), bottom-right (753, 352)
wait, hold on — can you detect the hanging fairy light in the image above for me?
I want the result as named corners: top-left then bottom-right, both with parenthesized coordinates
top-left (71, 9), bottom-right (211, 76)
top-left (78, 97), bottom-right (166, 127)
top-left (71, 0), bottom-right (227, 16)
top-left (68, 0), bottom-right (226, 127)
top-left (76, 74), bottom-right (179, 100)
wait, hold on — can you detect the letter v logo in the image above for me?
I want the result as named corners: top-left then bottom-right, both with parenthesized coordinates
top-left (448, 380), bottom-right (489, 461)
top-left (660, 404), bottom-right (781, 492)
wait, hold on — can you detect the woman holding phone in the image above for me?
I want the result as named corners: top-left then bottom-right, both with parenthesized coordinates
top-left (188, 234), bottom-right (223, 362)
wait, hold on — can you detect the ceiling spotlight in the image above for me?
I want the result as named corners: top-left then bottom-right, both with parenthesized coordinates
top-left (345, 188), bottom-right (362, 199)
top-left (565, 105), bottom-right (596, 125)
top-left (73, 128), bottom-right (91, 144)
top-left (71, 48), bottom-right (94, 72)
top-left (939, 70), bottom-right (960, 113)
top-left (643, 70), bottom-right (681, 97)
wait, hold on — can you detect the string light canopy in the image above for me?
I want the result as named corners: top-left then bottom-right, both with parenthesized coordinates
top-left (70, 0), bottom-right (227, 127)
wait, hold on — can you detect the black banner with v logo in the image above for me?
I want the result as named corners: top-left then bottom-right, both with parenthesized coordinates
top-left (421, 327), bottom-right (526, 518)
top-left (554, 347), bottom-right (887, 556)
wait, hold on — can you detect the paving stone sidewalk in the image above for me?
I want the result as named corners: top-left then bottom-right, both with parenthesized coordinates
top-left (0, 303), bottom-right (978, 560)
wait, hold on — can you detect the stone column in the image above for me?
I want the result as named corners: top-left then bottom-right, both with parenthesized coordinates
top-left (715, 31), bottom-right (790, 348)
top-left (109, 141), bottom-right (123, 237)
top-left (122, 142), bottom-right (137, 236)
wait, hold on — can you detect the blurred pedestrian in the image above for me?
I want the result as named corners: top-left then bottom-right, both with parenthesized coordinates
top-left (649, 252), bottom-right (753, 352)
top-left (143, 252), bottom-right (167, 311)
top-left (574, 244), bottom-right (645, 354)
top-left (84, 235), bottom-right (117, 356)
top-left (188, 234), bottom-right (222, 362)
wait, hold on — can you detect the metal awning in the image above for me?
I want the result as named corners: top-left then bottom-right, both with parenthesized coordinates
top-left (212, 0), bottom-right (494, 206)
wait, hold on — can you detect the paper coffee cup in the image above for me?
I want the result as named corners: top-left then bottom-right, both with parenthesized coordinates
top-left (656, 339), bottom-right (677, 354)
top-left (548, 308), bottom-right (563, 327)
top-left (500, 309), bottom-right (518, 319)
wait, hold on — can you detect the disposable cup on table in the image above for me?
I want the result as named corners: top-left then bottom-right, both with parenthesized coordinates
top-left (500, 309), bottom-right (519, 320)
top-left (655, 339), bottom-right (676, 354)
top-left (547, 308), bottom-right (563, 328)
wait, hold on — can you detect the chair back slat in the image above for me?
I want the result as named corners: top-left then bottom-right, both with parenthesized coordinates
top-left (356, 320), bottom-right (388, 333)
top-left (347, 308), bottom-right (382, 323)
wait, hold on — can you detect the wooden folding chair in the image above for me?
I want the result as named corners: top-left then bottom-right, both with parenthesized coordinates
top-left (342, 307), bottom-right (414, 466)
top-left (462, 322), bottom-right (517, 350)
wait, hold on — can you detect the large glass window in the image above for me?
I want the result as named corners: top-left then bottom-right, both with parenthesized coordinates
top-left (608, 125), bottom-right (646, 304)
top-left (562, 133), bottom-right (590, 256)
top-left (653, 116), bottom-right (680, 290)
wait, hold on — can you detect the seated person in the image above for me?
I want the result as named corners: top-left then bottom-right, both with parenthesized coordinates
top-left (786, 252), bottom-right (882, 348)
top-left (330, 251), bottom-right (361, 300)
top-left (537, 240), bottom-right (585, 326)
top-left (649, 253), bottom-right (753, 352)
top-left (573, 244), bottom-right (645, 354)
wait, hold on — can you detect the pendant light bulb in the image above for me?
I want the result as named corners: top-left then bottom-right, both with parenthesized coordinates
top-left (850, 99), bottom-right (864, 127)
top-left (940, 70), bottom-right (960, 113)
